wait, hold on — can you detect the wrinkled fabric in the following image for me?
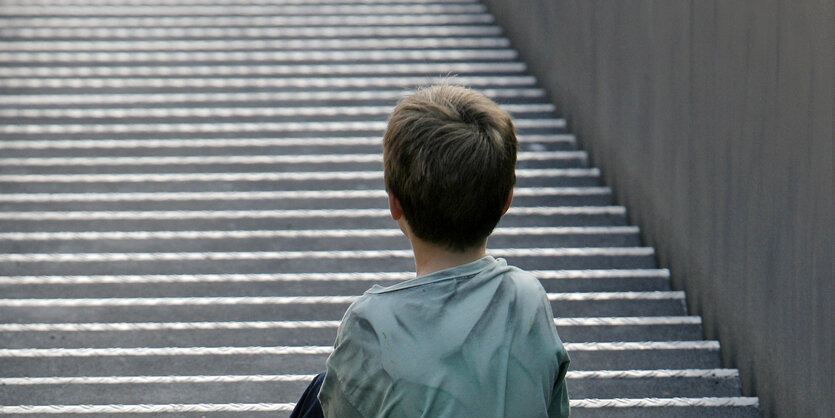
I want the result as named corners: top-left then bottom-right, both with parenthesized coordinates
top-left (318, 256), bottom-right (570, 417)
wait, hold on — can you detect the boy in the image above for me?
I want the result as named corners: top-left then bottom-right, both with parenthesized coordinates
top-left (294, 84), bottom-right (570, 417)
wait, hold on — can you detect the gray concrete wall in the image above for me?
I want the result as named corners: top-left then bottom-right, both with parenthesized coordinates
top-left (481, 0), bottom-right (834, 416)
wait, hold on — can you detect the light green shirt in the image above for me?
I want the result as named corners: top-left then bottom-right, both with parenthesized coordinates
top-left (318, 256), bottom-right (570, 417)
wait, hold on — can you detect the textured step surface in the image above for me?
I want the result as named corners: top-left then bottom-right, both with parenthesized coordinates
top-left (0, 0), bottom-right (760, 416)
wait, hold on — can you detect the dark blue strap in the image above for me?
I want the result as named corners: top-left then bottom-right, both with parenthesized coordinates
top-left (289, 372), bottom-right (326, 418)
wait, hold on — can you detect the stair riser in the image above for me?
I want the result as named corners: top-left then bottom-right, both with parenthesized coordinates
top-left (0, 255), bottom-right (657, 276)
top-left (0, 194), bottom-right (615, 211)
top-left (0, 232), bottom-right (640, 253)
top-left (0, 175), bottom-right (600, 193)
top-left (0, 376), bottom-right (745, 405)
top-left (0, 159), bottom-right (585, 175)
top-left (0, 141), bottom-right (576, 159)
top-left (0, 214), bottom-right (629, 233)
top-left (0, 128), bottom-right (564, 140)
top-left (0, 350), bottom-right (720, 377)
top-left (0, 300), bottom-right (686, 323)
top-left (0, 325), bottom-right (704, 348)
top-left (0, 95), bottom-right (549, 109)
top-left (0, 112), bottom-right (562, 124)
top-left (0, 275), bottom-right (671, 298)
top-left (0, 144), bottom-right (578, 160)
top-left (0, 26), bottom-right (505, 41)
top-left (571, 406), bottom-right (761, 418)
top-left (568, 376), bottom-right (744, 398)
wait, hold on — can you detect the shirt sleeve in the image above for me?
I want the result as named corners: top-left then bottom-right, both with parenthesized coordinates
top-left (547, 348), bottom-right (571, 417)
top-left (318, 299), bottom-right (386, 418)
top-left (318, 305), bottom-right (366, 418)
top-left (318, 368), bottom-right (364, 418)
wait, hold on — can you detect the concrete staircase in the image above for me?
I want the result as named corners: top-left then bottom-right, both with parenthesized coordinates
top-left (0, 0), bottom-right (760, 416)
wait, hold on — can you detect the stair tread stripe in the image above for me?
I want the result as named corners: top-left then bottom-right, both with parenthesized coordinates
top-left (569, 369), bottom-right (737, 378)
top-left (0, 38), bottom-right (512, 53)
top-left (0, 321), bottom-right (341, 331)
top-left (0, 151), bottom-right (576, 167)
top-left (0, 369), bottom-right (740, 386)
top-left (0, 63), bottom-right (525, 77)
top-left (0, 168), bottom-right (592, 183)
top-left (0, 15), bottom-right (496, 28)
top-left (8, 0), bottom-right (482, 5)
top-left (0, 226), bottom-right (635, 241)
top-left (0, 76), bottom-right (536, 89)
top-left (0, 105), bottom-right (554, 120)
top-left (0, 89), bottom-right (546, 107)
top-left (0, 317), bottom-right (700, 332)
top-left (572, 397), bottom-right (759, 408)
top-left (0, 134), bottom-right (570, 150)
top-left (0, 5), bottom-right (487, 16)
top-left (0, 404), bottom-right (295, 414)
top-left (4, 66), bottom-right (513, 78)
top-left (0, 26), bottom-right (504, 39)
top-left (0, 397), bottom-right (761, 414)
top-left (0, 375), bottom-right (313, 385)
top-left (0, 342), bottom-right (718, 357)
top-left (0, 247), bottom-right (654, 263)
top-left (0, 269), bottom-right (670, 285)
top-left (0, 207), bottom-right (623, 220)
top-left (0, 292), bottom-right (681, 306)
top-left (0, 119), bottom-right (562, 135)
top-left (0, 187), bottom-right (606, 203)
top-left (0, 50), bottom-right (517, 64)
top-left (6, 0), bottom-right (483, 5)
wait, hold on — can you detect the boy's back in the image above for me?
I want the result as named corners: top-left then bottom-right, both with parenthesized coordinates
top-left (314, 84), bottom-right (570, 417)
top-left (319, 256), bottom-right (570, 417)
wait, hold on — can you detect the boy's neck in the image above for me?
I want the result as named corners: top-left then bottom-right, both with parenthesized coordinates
top-left (410, 236), bottom-right (487, 277)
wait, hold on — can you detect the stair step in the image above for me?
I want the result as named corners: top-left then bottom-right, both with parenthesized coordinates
top-left (0, 134), bottom-right (576, 158)
top-left (0, 291), bottom-right (687, 323)
top-left (0, 24), bottom-right (505, 40)
top-left (0, 38), bottom-right (514, 54)
top-left (0, 399), bottom-right (762, 417)
top-left (0, 76), bottom-right (538, 95)
top-left (0, 317), bottom-right (701, 347)
top-left (0, 0), bottom-right (758, 413)
top-left (0, 248), bottom-right (659, 276)
top-left (0, 151), bottom-right (587, 175)
top-left (0, 14), bottom-right (497, 29)
top-left (0, 104), bottom-right (552, 120)
top-left (0, 4), bottom-right (488, 17)
top-left (0, 227), bottom-right (641, 254)
top-left (567, 369), bottom-right (745, 398)
top-left (0, 117), bottom-right (561, 136)
top-left (0, 190), bottom-right (615, 211)
top-left (0, 172), bottom-right (603, 195)
top-left (0, 269), bottom-right (671, 295)
top-left (0, 89), bottom-right (549, 109)
top-left (0, 342), bottom-right (721, 376)
top-left (3, 0), bottom-right (484, 5)
top-left (570, 398), bottom-right (761, 418)
top-left (0, 369), bottom-right (745, 404)
top-left (0, 210), bottom-right (629, 235)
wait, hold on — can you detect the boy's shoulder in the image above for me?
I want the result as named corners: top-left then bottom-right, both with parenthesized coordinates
top-left (501, 263), bottom-right (548, 296)
top-left (346, 257), bottom-right (548, 318)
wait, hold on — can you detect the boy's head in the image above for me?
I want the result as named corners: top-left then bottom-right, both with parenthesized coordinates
top-left (383, 84), bottom-right (518, 251)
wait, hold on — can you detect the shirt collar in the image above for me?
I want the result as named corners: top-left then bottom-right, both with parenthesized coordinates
top-left (366, 255), bottom-right (497, 294)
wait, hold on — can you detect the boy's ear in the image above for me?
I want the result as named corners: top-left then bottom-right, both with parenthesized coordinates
top-left (501, 188), bottom-right (514, 216)
top-left (388, 191), bottom-right (404, 221)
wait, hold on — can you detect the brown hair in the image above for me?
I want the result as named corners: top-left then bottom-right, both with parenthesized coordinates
top-left (383, 84), bottom-right (517, 251)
